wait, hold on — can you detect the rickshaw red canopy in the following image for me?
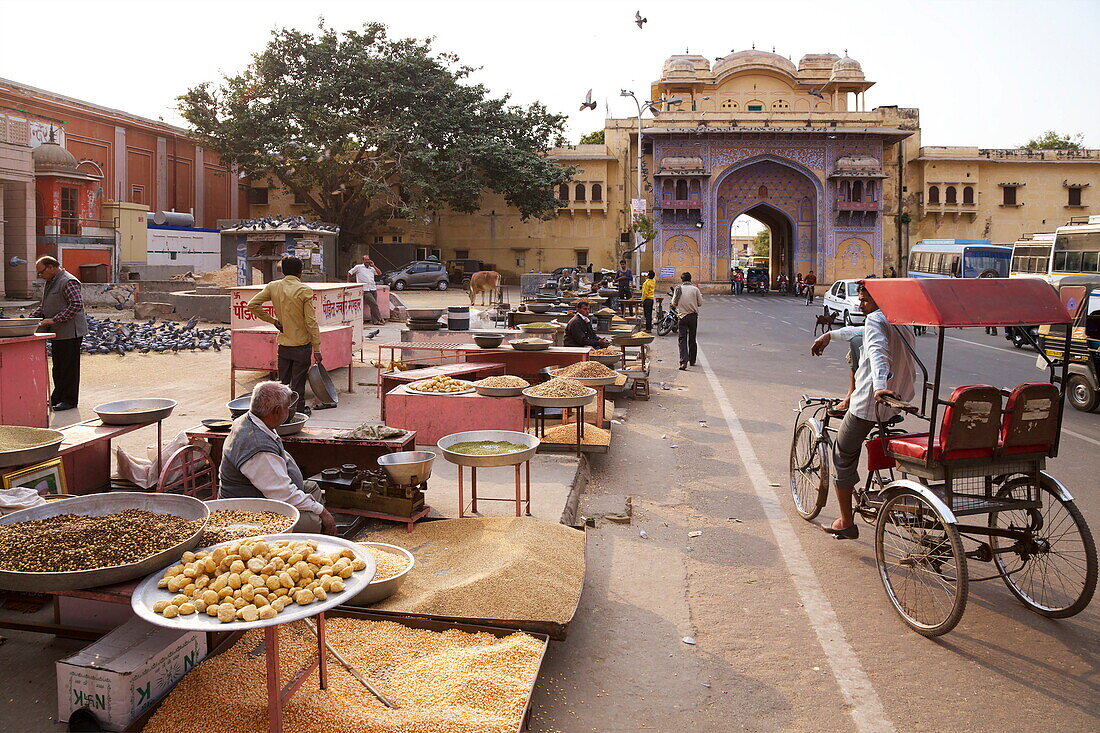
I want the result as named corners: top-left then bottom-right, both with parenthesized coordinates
top-left (861, 278), bottom-right (1072, 327)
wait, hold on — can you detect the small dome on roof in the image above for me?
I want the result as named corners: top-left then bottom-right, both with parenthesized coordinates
top-left (830, 54), bottom-right (864, 80)
top-left (661, 54), bottom-right (710, 78)
top-left (714, 49), bottom-right (797, 77)
top-left (32, 139), bottom-right (81, 174)
top-left (831, 155), bottom-right (885, 178)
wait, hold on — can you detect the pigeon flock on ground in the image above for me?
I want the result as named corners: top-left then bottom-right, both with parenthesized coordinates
top-left (76, 316), bottom-right (232, 355)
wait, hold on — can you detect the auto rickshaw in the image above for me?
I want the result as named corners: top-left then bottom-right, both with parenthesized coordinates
top-left (1037, 275), bottom-right (1100, 411)
top-left (790, 277), bottom-right (1097, 636)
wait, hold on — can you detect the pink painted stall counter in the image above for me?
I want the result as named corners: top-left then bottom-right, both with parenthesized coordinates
top-left (383, 385), bottom-right (525, 445)
top-left (230, 283), bottom-right (364, 349)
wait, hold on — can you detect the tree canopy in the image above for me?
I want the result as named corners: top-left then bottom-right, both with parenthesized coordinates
top-left (179, 22), bottom-right (574, 249)
top-left (579, 130), bottom-right (605, 145)
top-left (1021, 130), bottom-right (1085, 150)
top-left (752, 229), bottom-right (770, 257)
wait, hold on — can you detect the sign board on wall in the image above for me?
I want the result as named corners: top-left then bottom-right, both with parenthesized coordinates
top-left (659, 266), bottom-right (675, 279)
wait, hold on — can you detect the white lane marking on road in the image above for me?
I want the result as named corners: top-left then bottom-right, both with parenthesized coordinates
top-left (698, 348), bottom-right (895, 733)
top-left (1063, 428), bottom-right (1100, 447)
top-left (945, 335), bottom-right (1030, 357)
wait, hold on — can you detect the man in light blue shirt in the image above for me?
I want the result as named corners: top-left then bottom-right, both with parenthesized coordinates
top-left (810, 282), bottom-right (916, 539)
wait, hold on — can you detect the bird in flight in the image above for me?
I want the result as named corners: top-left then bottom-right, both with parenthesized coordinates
top-left (808, 88), bottom-right (825, 99)
top-left (579, 89), bottom-right (597, 111)
top-left (635, 10), bottom-right (647, 29)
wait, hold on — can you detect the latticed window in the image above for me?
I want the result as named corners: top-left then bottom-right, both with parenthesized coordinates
top-left (962, 186), bottom-right (974, 204)
top-left (928, 186), bottom-right (940, 204)
top-left (945, 186), bottom-right (957, 204)
top-left (591, 184), bottom-right (602, 202)
top-left (575, 184), bottom-right (586, 202)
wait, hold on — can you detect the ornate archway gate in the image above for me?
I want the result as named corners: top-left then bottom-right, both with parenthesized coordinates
top-left (650, 128), bottom-right (904, 285)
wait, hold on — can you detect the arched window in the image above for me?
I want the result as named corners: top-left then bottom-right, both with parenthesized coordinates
top-left (962, 186), bottom-right (974, 204)
top-left (851, 180), bottom-right (863, 202)
top-left (591, 183), bottom-right (602, 202)
top-left (558, 184), bottom-right (569, 201)
top-left (867, 181), bottom-right (876, 201)
top-left (675, 179), bottom-right (688, 200)
top-left (575, 183), bottom-right (586, 202)
top-left (758, 185), bottom-right (768, 199)
top-left (662, 179), bottom-right (673, 201)
top-left (839, 180), bottom-right (850, 202)
top-left (945, 186), bottom-right (957, 204)
top-left (688, 179), bottom-right (701, 200)
top-left (928, 186), bottom-right (940, 204)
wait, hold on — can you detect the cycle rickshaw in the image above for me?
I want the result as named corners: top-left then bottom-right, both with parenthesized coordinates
top-left (790, 278), bottom-right (1097, 636)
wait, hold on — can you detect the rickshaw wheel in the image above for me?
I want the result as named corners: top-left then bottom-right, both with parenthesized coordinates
top-left (789, 420), bottom-right (829, 520)
top-left (990, 475), bottom-right (1098, 618)
top-left (875, 489), bottom-right (968, 637)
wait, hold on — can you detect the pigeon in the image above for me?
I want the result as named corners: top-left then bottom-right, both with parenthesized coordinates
top-left (634, 10), bottom-right (647, 28)
top-left (808, 88), bottom-right (825, 100)
top-left (366, 329), bottom-right (380, 340)
top-left (579, 89), bottom-right (596, 112)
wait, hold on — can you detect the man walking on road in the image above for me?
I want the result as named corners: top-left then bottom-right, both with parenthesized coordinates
top-left (810, 282), bottom-right (915, 539)
top-left (31, 256), bottom-right (87, 411)
top-left (672, 271), bottom-right (702, 370)
top-left (347, 254), bottom-right (384, 325)
top-left (247, 256), bottom-right (322, 416)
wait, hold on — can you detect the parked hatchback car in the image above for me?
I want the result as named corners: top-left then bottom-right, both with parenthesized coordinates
top-left (822, 279), bottom-right (865, 325)
top-left (382, 261), bottom-right (449, 291)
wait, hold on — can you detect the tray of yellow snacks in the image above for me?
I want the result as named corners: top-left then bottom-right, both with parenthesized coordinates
top-left (405, 374), bottom-right (476, 395)
top-left (131, 534), bottom-right (375, 631)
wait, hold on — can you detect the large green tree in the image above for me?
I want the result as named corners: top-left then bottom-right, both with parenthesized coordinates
top-left (752, 228), bottom-right (770, 257)
top-left (1021, 130), bottom-right (1085, 150)
top-left (179, 22), bottom-right (573, 251)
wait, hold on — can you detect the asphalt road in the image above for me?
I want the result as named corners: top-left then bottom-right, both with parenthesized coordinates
top-left (697, 292), bottom-right (1099, 731)
top-left (533, 291), bottom-right (1098, 733)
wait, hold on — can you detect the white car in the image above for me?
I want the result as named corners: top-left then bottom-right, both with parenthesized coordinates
top-left (822, 279), bottom-right (865, 326)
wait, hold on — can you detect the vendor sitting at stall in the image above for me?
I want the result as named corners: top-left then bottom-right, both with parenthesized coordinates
top-left (564, 300), bottom-right (610, 348)
top-left (218, 381), bottom-right (337, 535)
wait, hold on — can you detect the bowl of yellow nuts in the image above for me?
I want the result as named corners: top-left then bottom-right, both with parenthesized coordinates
top-left (405, 374), bottom-right (476, 395)
top-left (130, 534), bottom-right (376, 630)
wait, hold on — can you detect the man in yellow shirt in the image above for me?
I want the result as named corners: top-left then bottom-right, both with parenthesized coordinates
top-left (641, 270), bottom-right (656, 332)
top-left (247, 256), bottom-right (322, 415)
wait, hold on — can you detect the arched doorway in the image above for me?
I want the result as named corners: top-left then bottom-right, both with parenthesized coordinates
top-left (714, 157), bottom-right (819, 282)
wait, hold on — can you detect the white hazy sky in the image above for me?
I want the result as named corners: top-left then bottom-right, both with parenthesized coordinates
top-left (2, 0), bottom-right (1098, 150)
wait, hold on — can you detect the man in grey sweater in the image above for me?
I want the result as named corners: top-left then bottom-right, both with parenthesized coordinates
top-left (671, 271), bottom-right (703, 370)
top-left (31, 256), bottom-right (88, 410)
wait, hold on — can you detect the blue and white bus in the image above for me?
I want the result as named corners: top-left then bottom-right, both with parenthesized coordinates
top-left (907, 239), bottom-right (1011, 279)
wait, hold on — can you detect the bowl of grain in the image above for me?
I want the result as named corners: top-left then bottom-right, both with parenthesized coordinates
top-left (509, 337), bottom-right (552, 351)
top-left (521, 377), bottom-right (597, 408)
top-left (438, 430), bottom-right (541, 467)
top-left (0, 425), bottom-right (65, 468)
top-left (548, 360), bottom-right (620, 386)
top-left (199, 498), bottom-right (299, 544)
top-left (472, 333), bottom-right (505, 349)
top-left (94, 398), bottom-right (177, 425)
top-left (588, 346), bottom-right (621, 367)
top-left (473, 375), bottom-right (530, 397)
top-left (346, 542), bottom-right (416, 606)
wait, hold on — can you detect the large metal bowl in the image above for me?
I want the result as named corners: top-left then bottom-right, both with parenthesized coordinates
top-left (509, 340), bottom-right (552, 351)
top-left (589, 352), bottom-right (622, 367)
top-left (437, 430), bottom-right (540, 467)
top-left (94, 398), bottom-right (177, 425)
top-left (526, 303), bottom-right (553, 314)
top-left (548, 368), bottom-right (619, 387)
top-left (377, 451), bottom-right (435, 484)
top-left (227, 396), bottom-right (251, 418)
top-left (405, 308), bottom-right (444, 321)
top-left (520, 323), bottom-right (561, 333)
top-left (522, 385), bottom-right (597, 408)
top-left (472, 334), bottom-right (504, 349)
top-left (276, 412), bottom-right (308, 436)
top-left (203, 497), bottom-right (300, 534)
top-left (308, 363), bottom-right (338, 403)
top-left (0, 318), bottom-right (42, 339)
top-left (474, 383), bottom-right (528, 397)
top-left (0, 427), bottom-right (65, 468)
top-left (346, 542), bottom-right (416, 606)
top-left (0, 492), bottom-right (209, 592)
top-left (131, 533), bottom-right (374, 632)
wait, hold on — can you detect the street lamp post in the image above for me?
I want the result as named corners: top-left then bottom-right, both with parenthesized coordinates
top-left (620, 91), bottom-right (681, 282)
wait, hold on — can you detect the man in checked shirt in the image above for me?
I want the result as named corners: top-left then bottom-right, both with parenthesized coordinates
top-left (31, 256), bottom-right (88, 411)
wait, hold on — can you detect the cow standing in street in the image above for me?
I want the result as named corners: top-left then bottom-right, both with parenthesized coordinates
top-left (467, 271), bottom-right (500, 306)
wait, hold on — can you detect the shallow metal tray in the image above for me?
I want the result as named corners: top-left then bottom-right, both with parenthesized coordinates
top-left (0, 492), bottom-right (209, 592)
top-left (509, 341), bottom-right (551, 351)
top-left (94, 398), bottom-right (177, 425)
top-left (521, 386), bottom-right (597, 408)
top-left (203, 497), bottom-right (300, 534)
top-left (130, 533), bottom-right (376, 632)
top-left (548, 368), bottom-right (619, 387)
top-left (437, 430), bottom-right (540, 467)
top-left (406, 380), bottom-right (476, 396)
top-left (0, 427), bottom-right (65, 468)
top-left (0, 318), bottom-right (42, 338)
top-left (473, 384), bottom-right (528, 397)
top-left (345, 542), bottom-right (415, 606)
top-left (308, 363), bottom-right (338, 403)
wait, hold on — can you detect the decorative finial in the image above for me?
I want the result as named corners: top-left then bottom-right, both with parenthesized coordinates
top-left (48, 126), bottom-right (57, 144)
top-left (752, 42), bottom-right (756, 50)
top-left (844, 48), bottom-right (849, 56)
top-left (772, 46), bottom-right (776, 53)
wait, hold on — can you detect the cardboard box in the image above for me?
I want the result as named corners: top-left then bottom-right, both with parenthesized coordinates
top-left (57, 618), bottom-right (206, 731)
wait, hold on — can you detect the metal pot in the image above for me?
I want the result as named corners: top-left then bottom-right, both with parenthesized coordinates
top-left (377, 451), bottom-right (435, 485)
top-left (308, 364), bottom-right (338, 404)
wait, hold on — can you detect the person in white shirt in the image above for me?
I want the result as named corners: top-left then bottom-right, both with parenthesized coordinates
top-left (347, 255), bottom-right (384, 325)
top-left (218, 381), bottom-right (337, 535)
top-left (810, 282), bottom-right (916, 539)
top-left (671, 271), bottom-right (703, 370)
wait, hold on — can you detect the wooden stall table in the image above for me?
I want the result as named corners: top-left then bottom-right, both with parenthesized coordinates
top-left (379, 362), bottom-right (506, 419)
top-left (188, 424), bottom-right (415, 480)
top-left (0, 333), bottom-right (52, 427)
top-left (230, 324), bottom-right (353, 398)
top-left (383, 386), bottom-right (525, 445)
top-left (56, 418), bottom-right (166, 494)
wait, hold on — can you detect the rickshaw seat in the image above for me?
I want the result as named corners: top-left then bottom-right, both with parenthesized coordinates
top-left (886, 385), bottom-right (1003, 462)
top-left (1000, 382), bottom-right (1059, 456)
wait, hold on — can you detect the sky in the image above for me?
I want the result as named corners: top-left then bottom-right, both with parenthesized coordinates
top-left (2, 0), bottom-right (1098, 151)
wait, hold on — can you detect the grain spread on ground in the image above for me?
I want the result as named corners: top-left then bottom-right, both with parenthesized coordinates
top-left (360, 543), bottom-right (411, 581)
top-left (0, 509), bottom-right (202, 572)
top-left (147, 538), bottom-right (368, 623)
top-left (525, 377), bottom-right (591, 398)
top-left (473, 375), bottom-right (529, 388)
top-left (537, 423), bottom-right (611, 446)
top-left (360, 517), bottom-right (584, 622)
top-left (407, 375), bottom-right (472, 393)
top-left (144, 618), bottom-right (544, 733)
top-left (198, 510), bottom-right (295, 546)
top-left (445, 440), bottom-right (528, 456)
top-left (589, 346), bottom-right (620, 356)
top-left (552, 361), bottom-right (617, 379)
top-left (0, 426), bottom-right (61, 451)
